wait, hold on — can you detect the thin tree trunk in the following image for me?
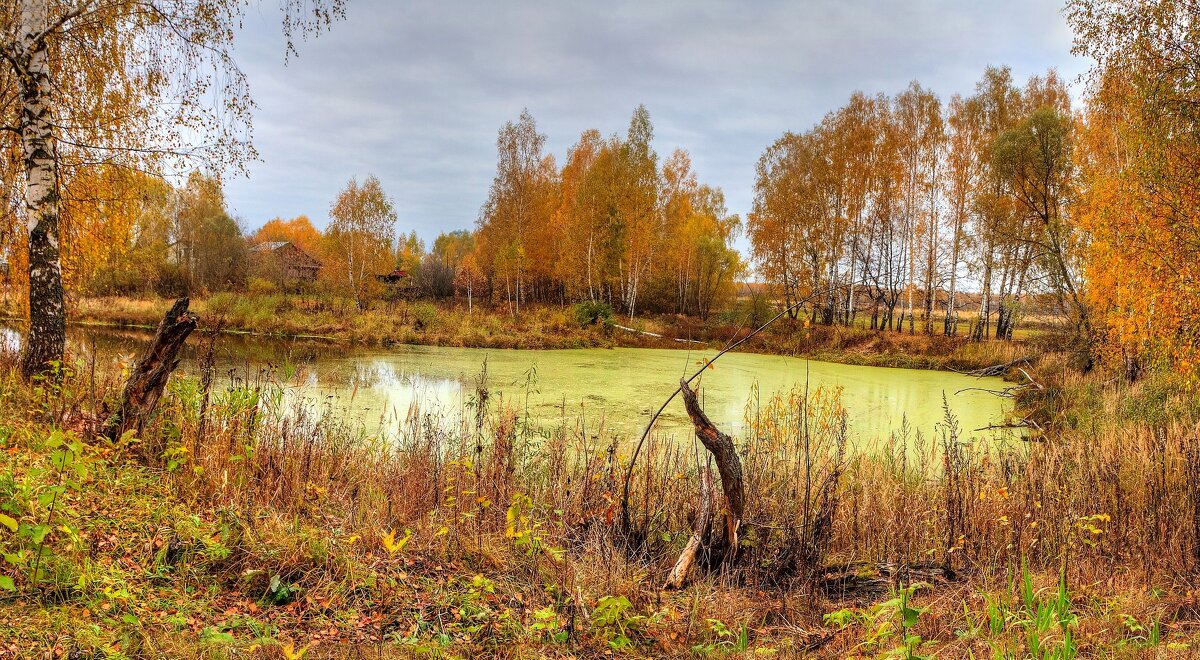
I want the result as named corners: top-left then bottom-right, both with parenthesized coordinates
top-left (944, 206), bottom-right (964, 336)
top-left (663, 465), bottom-right (714, 589)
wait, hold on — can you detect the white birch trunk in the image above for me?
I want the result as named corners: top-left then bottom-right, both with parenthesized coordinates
top-left (17, 0), bottom-right (67, 378)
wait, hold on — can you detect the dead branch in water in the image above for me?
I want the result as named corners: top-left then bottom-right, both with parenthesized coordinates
top-left (959, 356), bottom-right (1031, 378)
top-left (613, 324), bottom-right (705, 344)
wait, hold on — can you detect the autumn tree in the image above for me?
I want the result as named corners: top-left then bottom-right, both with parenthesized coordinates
top-left (994, 105), bottom-right (1091, 349)
top-left (571, 136), bottom-right (626, 306)
top-left (325, 175), bottom-right (396, 310)
top-left (58, 165), bottom-right (173, 297)
top-left (892, 82), bottom-right (944, 333)
top-left (942, 94), bottom-right (984, 335)
top-left (1068, 0), bottom-right (1200, 375)
top-left (423, 230), bottom-right (473, 299)
top-left (470, 107), bottom-right (740, 319)
top-left (253, 215), bottom-right (324, 257)
top-left (171, 171), bottom-right (247, 293)
top-left (474, 109), bottom-right (559, 315)
top-left (613, 106), bottom-right (661, 319)
top-left (827, 93), bottom-right (888, 326)
top-left (553, 129), bottom-right (604, 301)
top-left (658, 149), bottom-right (743, 317)
top-left (396, 230), bottom-right (424, 274)
top-left (967, 67), bottom-right (1023, 341)
top-left (0, 0), bottom-right (343, 378)
top-left (749, 131), bottom-right (837, 320)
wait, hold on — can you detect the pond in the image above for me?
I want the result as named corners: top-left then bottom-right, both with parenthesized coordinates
top-left (9, 324), bottom-right (1014, 446)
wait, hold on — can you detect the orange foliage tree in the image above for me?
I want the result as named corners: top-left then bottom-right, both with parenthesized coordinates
top-left (1068, 0), bottom-right (1200, 377)
top-left (253, 216), bottom-right (325, 258)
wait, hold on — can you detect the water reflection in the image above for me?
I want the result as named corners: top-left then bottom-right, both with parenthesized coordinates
top-left (5, 323), bottom-right (1014, 445)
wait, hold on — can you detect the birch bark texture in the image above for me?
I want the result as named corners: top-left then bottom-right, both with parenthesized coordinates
top-left (12, 0), bottom-right (65, 378)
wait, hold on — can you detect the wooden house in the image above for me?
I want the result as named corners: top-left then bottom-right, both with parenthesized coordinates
top-left (249, 241), bottom-right (322, 285)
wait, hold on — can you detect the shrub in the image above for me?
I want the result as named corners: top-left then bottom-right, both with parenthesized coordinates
top-left (247, 277), bottom-right (279, 296)
top-left (572, 300), bottom-right (615, 329)
top-left (412, 302), bottom-right (439, 330)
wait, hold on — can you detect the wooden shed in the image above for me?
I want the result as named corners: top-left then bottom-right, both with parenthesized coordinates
top-left (249, 241), bottom-right (322, 284)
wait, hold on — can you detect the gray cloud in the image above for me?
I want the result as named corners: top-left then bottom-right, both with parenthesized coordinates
top-left (224, 0), bottom-right (1086, 254)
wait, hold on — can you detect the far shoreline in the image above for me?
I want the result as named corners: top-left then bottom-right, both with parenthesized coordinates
top-left (0, 293), bottom-right (1037, 375)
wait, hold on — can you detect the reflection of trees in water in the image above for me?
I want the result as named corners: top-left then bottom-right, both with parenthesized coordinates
top-left (1, 324), bottom-right (1015, 446)
top-left (61, 324), bottom-right (349, 372)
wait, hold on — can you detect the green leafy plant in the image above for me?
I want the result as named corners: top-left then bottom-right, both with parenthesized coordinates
top-left (505, 493), bottom-right (563, 561)
top-left (823, 582), bottom-right (931, 658)
top-left (691, 617), bottom-right (750, 654)
top-left (1016, 559), bottom-right (1078, 659)
top-left (591, 595), bottom-right (651, 650)
top-left (0, 430), bottom-right (95, 595)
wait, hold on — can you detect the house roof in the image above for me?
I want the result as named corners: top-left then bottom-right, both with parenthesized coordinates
top-left (250, 240), bottom-right (323, 269)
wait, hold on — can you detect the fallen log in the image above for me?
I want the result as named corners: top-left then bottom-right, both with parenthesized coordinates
top-left (613, 323), bottom-right (705, 344)
top-left (818, 561), bottom-right (955, 599)
top-left (102, 297), bottom-right (198, 440)
top-left (960, 356), bottom-right (1031, 378)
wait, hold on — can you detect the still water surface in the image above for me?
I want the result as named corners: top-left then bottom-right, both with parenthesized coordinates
top-left (12, 325), bottom-right (1013, 445)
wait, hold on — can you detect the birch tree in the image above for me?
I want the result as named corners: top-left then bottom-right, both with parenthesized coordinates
top-left (0, 0), bottom-right (344, 378)
top-left (943, 94), bottom-right (984, 335)
top-left (326, 175), bottom-right (396, 310)
top-left (475, 109), bottom-right (559, 315)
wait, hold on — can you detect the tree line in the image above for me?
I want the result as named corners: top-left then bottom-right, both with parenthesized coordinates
top-left (743, 0), bottom-right (1199, 381)
top-left (471, 106), bottom-right (744, 319)
top-left (747, 67), bottom-right (1087, 345)
top-left (20, 167), bottom-right (473, 310)
top-left (7, 105), bottom-right (747, 323)
top-left (2, 0), bottom-right (1197, 381)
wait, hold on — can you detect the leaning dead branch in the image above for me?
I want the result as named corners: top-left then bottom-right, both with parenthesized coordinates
top-left (102, 297), bottom-right (198, 441)
top-left (663, 379), bottom-right (746, 589)
top-left (954, 385), bottom-right (1027, 398)
top-left (680, 379), bottom-right (744, 551)
top-left (620, 280), bottom-right (864, 540)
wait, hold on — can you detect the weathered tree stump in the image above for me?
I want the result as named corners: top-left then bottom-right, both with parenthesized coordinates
top-left (102, 297), bottom-right (198, 440)
top-left (664, 464), bottom-right (714, 589)
top-left (665, 378), bottom-right (746, 588)
top-left (679, 378), bottom-right (744, 552)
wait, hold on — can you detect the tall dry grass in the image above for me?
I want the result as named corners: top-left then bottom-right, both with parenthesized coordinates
top-left (81, 338), bottom-right (1199, 598)
top-left (8, 333), bottom-right (1200, 655)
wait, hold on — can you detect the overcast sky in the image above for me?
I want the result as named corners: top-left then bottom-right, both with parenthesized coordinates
top-left (225, 0), bottom-right (1086, 254)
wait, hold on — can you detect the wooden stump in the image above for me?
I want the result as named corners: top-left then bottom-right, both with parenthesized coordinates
top-left (665, 378), bottom-right (746, 589)
top-left (102, 297), bottom-right (198, 441)
top-left (679, 378), bottom-right (744, 552)
top-left (664, 465), bottom-right (714, 589)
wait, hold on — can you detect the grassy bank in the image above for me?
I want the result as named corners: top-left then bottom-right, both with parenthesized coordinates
top-left (2, 293), bottom-right (1034, 373)
top-left (3, 337), bottom-right (1200, 657)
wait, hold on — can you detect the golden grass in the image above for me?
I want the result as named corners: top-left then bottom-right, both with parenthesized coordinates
top-left (3, 336), bottom-right (1200, 656)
